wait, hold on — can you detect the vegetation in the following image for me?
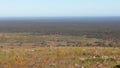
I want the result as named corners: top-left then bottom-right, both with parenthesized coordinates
top-left (0, 17), bottom-right (120, 46)
top-left (0, 47), bottom-right (119, 68)
top-left (0, 33), bottom-right (119, 47)
top-left (0, 17), bottom-right (119, 68)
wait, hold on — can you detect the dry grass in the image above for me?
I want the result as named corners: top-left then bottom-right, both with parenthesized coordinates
top-left (0, 47), bottom-right (119, 68)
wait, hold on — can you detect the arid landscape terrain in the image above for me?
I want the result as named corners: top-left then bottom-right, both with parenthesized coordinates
top-left (0, 17), bottom-right (120, 68)
top-left (0, 47), bottom-right (120, 68)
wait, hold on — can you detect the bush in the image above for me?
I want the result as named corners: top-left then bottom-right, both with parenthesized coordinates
top-left (113, 65), bottom-right (120, 68)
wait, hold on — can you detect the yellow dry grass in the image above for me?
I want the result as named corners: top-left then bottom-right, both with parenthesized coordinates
top-left (0, 47), bottom-right (119, 68)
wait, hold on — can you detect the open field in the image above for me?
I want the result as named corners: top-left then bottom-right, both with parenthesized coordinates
top-left (0, 33), bottom-right (119, 48)
top-left (0, 17), bottom-right (120, 68)
top-left (0, 33), bottom-right (101, 48)
top-left (0, 33), bottom-right (119, 68)
top-left (0, 47), bottom-right (119, 68)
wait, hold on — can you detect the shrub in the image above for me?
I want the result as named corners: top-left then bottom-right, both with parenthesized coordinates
top-left (113, 65), bottom-right (120, 68)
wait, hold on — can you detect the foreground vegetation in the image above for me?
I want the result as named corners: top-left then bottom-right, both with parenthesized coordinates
top-left (0, 33), bottom-right (119, 68)
top-left (0, 47), bottom-right (119, 68)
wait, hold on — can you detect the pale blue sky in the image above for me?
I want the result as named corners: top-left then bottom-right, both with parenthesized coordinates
top-left (0, 0), bottom-right (120, 17)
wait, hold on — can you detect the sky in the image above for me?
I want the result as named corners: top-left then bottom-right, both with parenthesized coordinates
top-left (0, 0), bottom-right (120, 17)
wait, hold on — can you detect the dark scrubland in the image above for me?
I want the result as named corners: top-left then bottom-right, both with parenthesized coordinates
top-left (0, 17), bottom-right (120, 47)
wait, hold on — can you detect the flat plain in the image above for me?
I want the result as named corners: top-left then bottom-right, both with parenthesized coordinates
top-left (0, 17), bottom-right (120, 68)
